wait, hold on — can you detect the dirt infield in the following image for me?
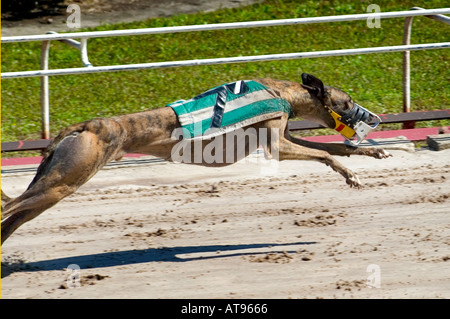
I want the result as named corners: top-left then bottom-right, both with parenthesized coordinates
top-left (1, 0), bottom-right (263, 36)
top-left (1, 147), bottom-right (449, 298)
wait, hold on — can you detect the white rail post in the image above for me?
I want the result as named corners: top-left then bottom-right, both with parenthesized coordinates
top-left (403, 17), bottom-right (412, 114)
top-left (402, 7), bottom-right (450, 129)
top-left (80, 38), bottom-right (93, 67)
top-left (38, 32), bottom-right (93, 139)
top-left (40, 39), bottom-right (51, 139)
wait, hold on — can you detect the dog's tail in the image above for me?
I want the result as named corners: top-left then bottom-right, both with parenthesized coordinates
top-left (1, 189), bottom-right (12, 213)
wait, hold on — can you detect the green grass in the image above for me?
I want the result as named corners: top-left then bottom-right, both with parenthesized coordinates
top-left (2, 0), bottom-right (449, 151)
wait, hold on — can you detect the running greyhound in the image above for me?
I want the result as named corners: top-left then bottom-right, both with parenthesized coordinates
top-left (1, 73), bottom-right (390, 244)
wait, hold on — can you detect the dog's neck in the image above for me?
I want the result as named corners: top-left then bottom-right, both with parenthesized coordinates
top-left (256, 78), bottom-right (333, 128)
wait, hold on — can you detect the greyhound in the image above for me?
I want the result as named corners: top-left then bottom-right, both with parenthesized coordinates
top-left (1, 73), bottom-right (390, 244)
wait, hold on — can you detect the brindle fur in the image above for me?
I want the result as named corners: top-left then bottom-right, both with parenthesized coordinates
top-left (1, 74), bottom-right (390, 244)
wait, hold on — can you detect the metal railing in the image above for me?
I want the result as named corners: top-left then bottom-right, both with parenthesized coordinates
top-left (1, 7), bottom-right (449, 140)
top-left (402, 7), bottom-right (450, 128)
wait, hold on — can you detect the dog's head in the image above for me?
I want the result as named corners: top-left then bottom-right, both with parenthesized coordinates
top-left (300, 73), bottom-right (381, 145)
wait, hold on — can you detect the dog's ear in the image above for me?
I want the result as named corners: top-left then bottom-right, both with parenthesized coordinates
top-left (301, 73), bottom-right (325, 100)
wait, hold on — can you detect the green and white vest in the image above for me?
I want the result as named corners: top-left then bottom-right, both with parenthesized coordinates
top-left (168, 80), bottom-right (292, 140)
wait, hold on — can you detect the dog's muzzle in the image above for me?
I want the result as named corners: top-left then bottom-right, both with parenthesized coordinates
top-left (328, 103), bottom-right (381, 145)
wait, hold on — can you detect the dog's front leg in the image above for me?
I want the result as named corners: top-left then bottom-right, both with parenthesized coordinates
top-left (278, 137), bottom-right (361, 188)
top-left (287, 135), bottom-right (391, 159)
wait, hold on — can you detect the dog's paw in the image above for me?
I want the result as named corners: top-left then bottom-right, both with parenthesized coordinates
top-left (342, 169), bottom-right (361, 188)
top-left (365, 147), bottom-right (392, 159)
top-left (346, 174), bottom-right (362, 188)
top-left (376, 148), bottom-right (392, 159)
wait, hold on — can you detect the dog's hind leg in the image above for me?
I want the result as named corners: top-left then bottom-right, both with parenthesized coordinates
top-left (1, 121), bottom-right (124, 244)
top-left (278, 136), bottom-right (362, 188)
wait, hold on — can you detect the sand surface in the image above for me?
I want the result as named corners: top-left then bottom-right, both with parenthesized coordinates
top-left (2, 148), bottom-right (449, 298)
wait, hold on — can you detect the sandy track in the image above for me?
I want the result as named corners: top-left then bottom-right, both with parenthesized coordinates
top-left (1, 148), bottom-right (449, 299)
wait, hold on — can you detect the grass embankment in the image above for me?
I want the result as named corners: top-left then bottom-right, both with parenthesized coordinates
top-left (1, 0), bottom-right (449, 157)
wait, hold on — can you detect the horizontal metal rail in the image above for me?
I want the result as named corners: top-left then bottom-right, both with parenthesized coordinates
top-left (412, 7), bottom-right (450, 23)
top-left (2, 42), bottom-right (449, 79)
top-left (2, 8), bottom-right (450, 43)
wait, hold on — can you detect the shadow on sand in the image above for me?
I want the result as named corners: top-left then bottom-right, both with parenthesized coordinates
top-left (1, 241), bottom-right (316, 278)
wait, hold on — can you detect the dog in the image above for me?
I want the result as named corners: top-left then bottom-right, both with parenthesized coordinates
top-left (1, 73), bottom-right (391, 244)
